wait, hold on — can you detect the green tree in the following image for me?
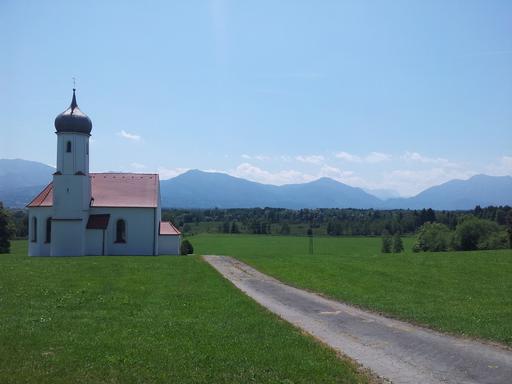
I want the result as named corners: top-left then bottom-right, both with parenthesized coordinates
top-left (230, 221), bottom-right (239, 233)
top-left (392, 232), bottom-right (404, 253)
top-left (250, 220), bottom-right (261, 234)
top-left (222, 221), bottom-right (230, 233)
top-left (180, 239), bottom-right (194, 255)
top-left (381, 230), bottom-right (392, 253)
top-left (0, 203), bottom-right (12, 253)
top-left (506, 211), bottom-right (512, 249)
top-left (452, 217), bottom-right (506, 251)
top-left (413, 222), bottom-right (451, 252)
top-left (280, 222), bottom-right (290, 235)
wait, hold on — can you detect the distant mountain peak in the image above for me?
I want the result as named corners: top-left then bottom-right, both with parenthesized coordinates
top-left (307, 177), bottom-right (337, 185)
top-left (1, 158), bottom-right (511, 210)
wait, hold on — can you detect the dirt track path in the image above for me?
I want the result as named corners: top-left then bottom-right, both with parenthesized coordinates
top-left (203, 255), bottom-right (512, 384)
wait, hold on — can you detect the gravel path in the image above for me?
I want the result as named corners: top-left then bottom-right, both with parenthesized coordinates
top-left (203, 255), bottom-right (512, 384)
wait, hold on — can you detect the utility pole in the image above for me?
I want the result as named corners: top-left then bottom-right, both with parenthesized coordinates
top-left (307, 227), bottom-right (313, 255)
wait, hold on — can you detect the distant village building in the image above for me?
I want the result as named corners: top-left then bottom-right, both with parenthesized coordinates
top-left (27, 90), bottom-right (181, 256)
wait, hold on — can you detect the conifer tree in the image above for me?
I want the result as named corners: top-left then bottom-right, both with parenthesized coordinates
top-left (381, 230), bottom-right (392, 253)
top-left (392, 232), bottom-right (404, 253)
top-left (0, 203), bottom-right (12, 254)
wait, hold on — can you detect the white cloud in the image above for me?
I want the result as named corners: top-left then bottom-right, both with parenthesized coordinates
top-left (335, 151), bottom-right (391, 163)
top-left (157, 167), bottom-right (189, 180)
top-left (295, 155), bottom-right (325, 164)
top-left (232, 163), bottom-right (315, 185)
top-left (382, 167), bottom-right (476, 196)
top-left (366, 152), bottom-right (392, 163)
top-left (503, 156), bottom-right (512, 170)
top-left (118, 130), bottom-right (141, 141)
top-left (230, 162), bottom-right (361, 187)
top-left (130, 162), bottom-right (146, 170)
top-left (486, 155), bottom-right (512, 176)
top-left (401, 151), bottom-right (457, 167)
top-left (400, 152), bottom-right (461, 168)
top-left (335, 151), bottom-right (361, 162)
top-left (318, 165), bottom-right (353, 179)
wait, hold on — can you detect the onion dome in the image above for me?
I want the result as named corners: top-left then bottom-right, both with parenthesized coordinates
top-left (54, 89), bottom-right (92, 134)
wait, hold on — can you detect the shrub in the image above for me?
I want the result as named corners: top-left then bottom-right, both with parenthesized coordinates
top-left (452, 217), bottom-right (507, 251)
top-left (180, 239), bottom-right (194, 255)
top-left (381, 230), bottom-right (392, 253)
top-left (413, 222), bottom-right (451, 252)
top-left (392, 232), bottom-right (404, 253)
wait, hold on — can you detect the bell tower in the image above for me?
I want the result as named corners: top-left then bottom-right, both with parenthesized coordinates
top-left (51, 88), bottom-right (93, 256)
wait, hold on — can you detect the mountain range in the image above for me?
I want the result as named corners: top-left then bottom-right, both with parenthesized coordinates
top-left (1, 159), bottom-right (511, 210)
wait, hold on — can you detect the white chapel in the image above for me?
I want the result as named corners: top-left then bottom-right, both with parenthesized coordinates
top-left (27, 89), bottom-right (181, 256)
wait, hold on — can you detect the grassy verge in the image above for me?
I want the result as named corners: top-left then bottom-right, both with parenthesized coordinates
top-left (193, 234), bottom-right (512, 346)
top-left (0, 241), bottom-right (368, 384)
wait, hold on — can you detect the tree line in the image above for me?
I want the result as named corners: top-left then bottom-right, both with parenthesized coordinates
top-left (1, 204), bottom-right (511, 254)
top-left (162, 206), bottom-right (511, 237)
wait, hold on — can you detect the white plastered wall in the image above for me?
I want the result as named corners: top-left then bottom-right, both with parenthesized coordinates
top-left (85, 228), bottom-right (104, 255)
top-left (51, 219), bottom-right (85, 256)
top-left (87, 207), bottom-right (157, 255)
top-left (158, 235), bottom-right (181, 255)
top-left (56, 132), bottom-right (90, 175)
top-left (28, 207), bottom-right (53, 256)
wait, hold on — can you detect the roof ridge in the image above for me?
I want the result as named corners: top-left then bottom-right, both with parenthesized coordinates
top-left (91, 172), bottom-right (158, 176)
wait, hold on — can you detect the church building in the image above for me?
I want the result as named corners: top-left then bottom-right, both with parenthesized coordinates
top-left (27, 90), bottom-right (181, 256)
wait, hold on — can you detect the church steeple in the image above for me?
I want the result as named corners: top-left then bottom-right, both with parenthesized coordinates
top-left (54, 88), bottom-right (92, 176)
top-left (54, 88), bottom-right (92, 135)
top-left (70, 88), bottom-right (78, 109)
top-left (50, 87), bottom-right (92, 257)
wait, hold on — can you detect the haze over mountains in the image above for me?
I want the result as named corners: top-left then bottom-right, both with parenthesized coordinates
top-left (0, 159), bottom-right (56, 209)
top-left (1, 159), bottom-right (511, 210)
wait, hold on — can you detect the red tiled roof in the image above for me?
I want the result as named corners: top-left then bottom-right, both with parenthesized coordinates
top-left (27, 173), bottom-right (159, 208)
top-left (159, 221), bottom-right (181, 236)
top-left (27, 183), bottom-right (53, 207)
top-left (86, 214), bottom-right (110, 229)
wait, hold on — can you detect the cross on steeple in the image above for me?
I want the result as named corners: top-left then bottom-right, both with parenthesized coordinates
top-left (72, 77), bottom-right (76, 90)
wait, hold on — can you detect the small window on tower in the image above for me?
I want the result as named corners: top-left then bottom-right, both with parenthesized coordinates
top-left (66, 141), bottom-right (72, 153)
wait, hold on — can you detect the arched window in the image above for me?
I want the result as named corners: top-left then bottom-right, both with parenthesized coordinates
top-left (66, 141), bottom-right (72, 153)
top-left (31, 217), bottom-right (37, 242)
top-left (45, 217), bottom-right (52, 243)
top-left (115, 219), bottom-right (126, 243)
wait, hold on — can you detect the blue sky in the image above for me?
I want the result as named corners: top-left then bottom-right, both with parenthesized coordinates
top-left (1, 0), bottom-right (511, 196)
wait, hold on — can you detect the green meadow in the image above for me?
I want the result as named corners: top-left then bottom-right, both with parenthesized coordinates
top-left (3, 235), bottom-right (511, 383)
top-left (193, 234), bottom-right (512, 346)
top-left (0, 241), bottom-right (368, 384)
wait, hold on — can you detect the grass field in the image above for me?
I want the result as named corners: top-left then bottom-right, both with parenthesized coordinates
top-left (0, 241), bottom-right (368, 384)
top-left (192, 234), bottom-right (512, 346)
